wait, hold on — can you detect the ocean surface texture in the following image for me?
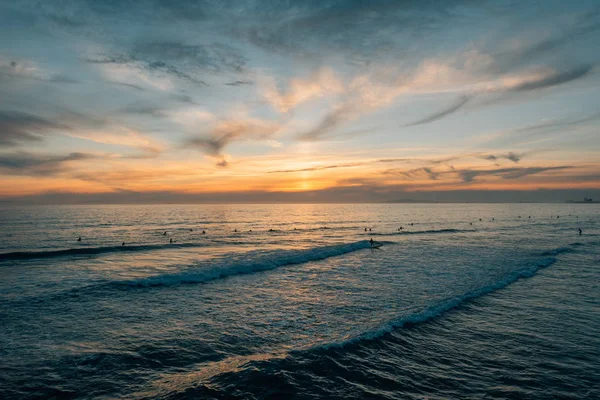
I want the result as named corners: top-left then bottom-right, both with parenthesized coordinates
top-left (0, 203), bottom-right (598, 399)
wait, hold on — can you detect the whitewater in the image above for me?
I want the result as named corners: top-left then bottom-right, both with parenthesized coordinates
top-left (0, 203), bottom-right (598, 399)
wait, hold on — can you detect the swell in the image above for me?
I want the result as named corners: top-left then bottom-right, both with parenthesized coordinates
top-left (152, 247), bottom-right (568, 399)
top-left (115, 240), bottom-right (376, 288)
top-left (365, 228), bottom-right (477, 236)
top-left (303, 256), bottom-right (557, 352)
top-left (0, 242), bottom-right (209, 262)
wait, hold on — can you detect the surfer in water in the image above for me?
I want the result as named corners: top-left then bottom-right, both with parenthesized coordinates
top-left (77, 236), bottom-right (81, 242)
top-left (578, 228), bottom-right (582, 236)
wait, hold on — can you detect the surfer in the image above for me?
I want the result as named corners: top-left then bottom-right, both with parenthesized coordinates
top-left (122, 242), bottom-right (125, 246)
top-left (170, 238), bottom-right (173, 244)
top-left (77, 236), bottom-right (81, 242)
top-left (163, 231), bottom-right (167, 236)
top-left (202, 230), bottom-right (206, 234)
top-left (578, 228), bottom-right (582, 236)
top-left (234, 229), bottom-right (238, 232)
top-left (370, 238), bottom-right (374, 247)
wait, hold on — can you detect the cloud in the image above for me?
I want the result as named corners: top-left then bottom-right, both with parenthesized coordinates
top-left (297, 103), bottom-right (358, 141)
top-left (491, 14), bottom-right (600, 74)
top-left (64, 126), bottom-right (163, 154)
top-left (87, 54), bottom-right (207, 86)
top-left (232, 0), bottom-right (466, 61)
top-left (120, 103), bottom-right (166, 117)
top-left (405, 95), bottom-right (472, 126)
top-left (399, 62), bottom-right (593, 127)
top-left (225, 80), bottom-right (253, 86)
top-left (380, 163), bottom-right (574, 184)
top-left (0, 60), bottom-right (77, 84)
top-left (268, 158), bottom-right (415, 174)
top-left (457, 166), bottom-right (571, 182)
top-left (477, 112), bottom-right (600, 147)
top-left (171, 94), bottom-right (197, 104)
top-left (479, 152), bottom-right (526, 163)
top-left (262, 67), bottom-right (344, 113)
top-left (269, 162), bottom-right (364, 174)
top-left (86, 41), bottom-right (247, 87)
top-left (0, 110), bottom-right (68, 146)
top-left (187, 118), bottom-right (282, 159)
top-left (393, 166), bottom-right (440, 180)
top-left (108, 81), bottom-right (146, 91)
top-left (508, 65), bottom-right (593, 92)
top-left (0, 151), bottom-right (98, 176)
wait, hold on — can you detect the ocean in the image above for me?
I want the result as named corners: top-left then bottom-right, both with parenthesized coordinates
top-left (0, 203), bottom-right (598, 399)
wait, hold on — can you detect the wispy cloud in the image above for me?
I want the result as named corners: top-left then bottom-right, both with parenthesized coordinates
top-left (0, 151), bottom-right (99, 176)
top-left (187, 117), bottom-right (282, 164)
top-left (0, 110), bottom-right (68, 146)
top-left (507, 65), bottom-right (593, 92)
top-left (0, 59), bottom-right (77, 84)
top-left (86, 41), bottom-right (247, 87)
top-left (475, 112), bottom-right (600, 147)
top-left (225, 80), bottom-right (254, 86)
top-left (457, 166), bottom-right (572, 182)
top-left (405, 95), bottom-right (472, 126)
top-left (297, 103), bottom-right (358, 141)
top-left (478, 152), bottom-right (526, 163)
top-left (262, 67), bottom-right (343, 113)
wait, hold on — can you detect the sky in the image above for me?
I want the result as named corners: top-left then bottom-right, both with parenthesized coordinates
top-left (1, 0), bottom-right (599, 203)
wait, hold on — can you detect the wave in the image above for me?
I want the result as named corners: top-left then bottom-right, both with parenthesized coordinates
top-left (540, 246), bottom-right (574, 256)
top-left (116, 240), bottom-right (375, 288)
top-left (151, 245), bottom-right (571, 399)
top-left (365, 228), bottom-right (476, 236)
top-left (0, 242), bottom-right (208, 262)
top-left (302, 255), bottom-right (558, 352)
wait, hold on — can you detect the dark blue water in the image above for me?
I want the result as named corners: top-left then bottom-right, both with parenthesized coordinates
top-left (0, 204), bottom-right (598, 399)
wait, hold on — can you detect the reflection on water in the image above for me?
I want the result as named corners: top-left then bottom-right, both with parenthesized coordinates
top-left (0, 204), bottom-right (598, 399)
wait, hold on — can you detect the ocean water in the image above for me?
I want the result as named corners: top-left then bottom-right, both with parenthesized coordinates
top-left (0, 203), bottom-right (598, 399)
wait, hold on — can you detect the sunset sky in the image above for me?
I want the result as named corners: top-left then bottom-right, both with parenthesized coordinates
top-left (1, 0), bottom-right (599, 203)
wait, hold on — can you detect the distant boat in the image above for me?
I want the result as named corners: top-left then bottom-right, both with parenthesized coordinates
top-left (566, 197), bottom-right (597, 203)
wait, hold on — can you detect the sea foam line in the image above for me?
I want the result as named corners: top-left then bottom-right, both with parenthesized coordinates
top-left (117, 240), bottom-right (376, 288)
top-left (304, 255), bottom-right (558, 352)
top-left (0, 242), bottom-right (210, 262)
top-left (366, 228), bottom-right (477, 236)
